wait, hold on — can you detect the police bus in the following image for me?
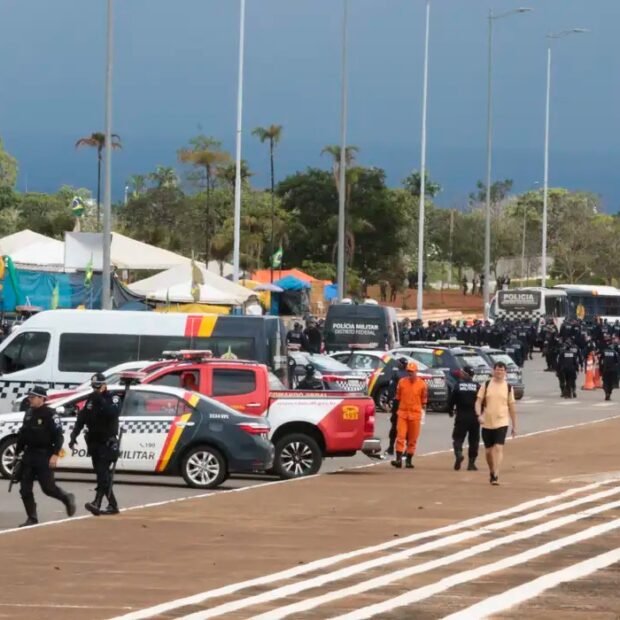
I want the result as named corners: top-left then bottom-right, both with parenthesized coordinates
top-left (0, 310), bottom-right (287, 410)
top-left (490, 285), bottom-right (620, 326)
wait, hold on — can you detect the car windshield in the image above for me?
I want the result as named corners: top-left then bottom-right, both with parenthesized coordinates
top-left (391, 351), bottom-right (430, 370)
top-left (490, 353), bottom-right (518, 368)
top-left (456, 354), bottom-right (489, 369)
top-left (295, 353), bottom-right (353, 372)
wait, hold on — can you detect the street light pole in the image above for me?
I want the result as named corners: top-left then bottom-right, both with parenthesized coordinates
top-left (101, 0), bottom-right (114, 310)
top-left (483, 7), bottom-right (532, 319)
top-left (541, 29), bottom-right (588, 288)
top-left (337, 0), bottom-right (349, 301)
top-left (232, 0), bottom-right (246, 283)
top-left (416, 0), bottom-right (431, 320)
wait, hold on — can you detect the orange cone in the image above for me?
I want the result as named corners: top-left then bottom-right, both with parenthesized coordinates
top-left (593, 355), bottom-right (603, 389)
top-left (582, 354), bottom-right (596, 390)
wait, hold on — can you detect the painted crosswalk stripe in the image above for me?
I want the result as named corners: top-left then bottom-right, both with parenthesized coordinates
top-left (328, 517), bottom-right (620, 620)
top-left (442, 546), bottom-right (620, 620)
top-left (194, 498), bottom-right (620, 620)
top-left (111, 481), bottom-right (612, 620)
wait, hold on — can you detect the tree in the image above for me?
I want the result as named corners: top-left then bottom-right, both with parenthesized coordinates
top-left (148, 166), bottom-right (179, 190)
top-left (253, 124), bottom-right (283, 278)
top-left (403, 170), bottom-right (441, 198)
top-left (178, 135), bottom-right (230, 261)
top-left (469, 179), bottom-right (514, 214)
top-left (128, 174), bottom-right (148, 198)
top-left (217, 160), bottom-right (253, 189)
top-left (75, 132), bottom-right (122, 225)
top-left (0, 138), bottom-right (18, 188)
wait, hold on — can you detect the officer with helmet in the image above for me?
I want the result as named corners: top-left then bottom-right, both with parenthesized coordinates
top-left (69, 373), bottom-right (122, 516)
top-left (448, 366), bottom-right (480, 471)
top-left (385, 357), bottom-right (410, 456)
top-left (296, 364), bottom-right (324, 391)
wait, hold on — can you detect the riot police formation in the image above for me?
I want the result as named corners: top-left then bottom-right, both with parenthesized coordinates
top-left (69, 373), bottom-right (122, 516)
top-left (15, 386), bottom-right (76, 527)
top-left (447, 366), bottom-right (480, 471)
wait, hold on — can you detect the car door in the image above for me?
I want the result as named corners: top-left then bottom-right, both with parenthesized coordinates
top-left (53, 395), bottom-right (94, 470)
top-left (119, 390), bottom-right (190, 472)
top-left (207, 367), bottom-right (265, 416)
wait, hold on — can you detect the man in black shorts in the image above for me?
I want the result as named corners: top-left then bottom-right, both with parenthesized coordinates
top-left (475, 362), bottom-right (517, 485)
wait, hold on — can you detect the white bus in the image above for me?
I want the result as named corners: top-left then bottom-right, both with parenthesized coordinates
top-left (490, 285), bottom-right (620, 326)
top-left (0, 310), bottom-right (287, 410)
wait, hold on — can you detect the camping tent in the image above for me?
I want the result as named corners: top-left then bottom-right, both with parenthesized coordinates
top-left (0, 230), bottom-right (56, 256)
top-left (271, 275), bottom-right (311, 315)
top-left (10, 239), bottom-right (65, 269)
top-left (129, 262), bottom-right (252, 306)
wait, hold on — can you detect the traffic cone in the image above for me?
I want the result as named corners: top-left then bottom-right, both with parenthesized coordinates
top-left (582, 354), bottom-right (595, 391)
top-left (593, 355), bottom-right (603, 389)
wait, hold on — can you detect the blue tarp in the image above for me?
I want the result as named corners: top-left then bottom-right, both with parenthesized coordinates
top-left (324, 283), bottom-right (338, 301)
top-left (273, 275), bottom-right (311, 291)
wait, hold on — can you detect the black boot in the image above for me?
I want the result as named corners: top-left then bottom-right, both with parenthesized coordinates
top-left (467, 458), bottom-right (478, 471)
top-left (101, 491), bottom-right (120, 515)
top-left (85, 491), bottom-right (105, 516)
top-left (64, 493), bottom-right (76, 517)
top-left (605, 393), bottom-right (611, 401)
top-left (390, 452), bottom-right (403, 469)
top-left (453, 449), bottom-right (464, 471)
top-left (405, 455), bottom-right (414, 469)
top-left (20, 496), bottom-right (38, 527)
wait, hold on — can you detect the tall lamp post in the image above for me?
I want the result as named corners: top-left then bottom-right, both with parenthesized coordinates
top-left (416, 0), bottom-right (431, 320)
top-left (483, 7), bottom-right (532, 318)
top-left (232, 0), bottom-right (246, 283)
top-left (541, 28), bottom-right (588, 288)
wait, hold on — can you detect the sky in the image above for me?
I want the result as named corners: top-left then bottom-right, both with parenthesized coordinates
top-left (0, 0), bottom-right (618, 210)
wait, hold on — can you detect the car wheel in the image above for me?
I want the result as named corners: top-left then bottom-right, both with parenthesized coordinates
top-left (375, 386), bottom-right (391, 412)
top-left (181, 445), bottom-right (228, 489)
top-left (274, 433), bottom-right (322, 479)
top-left (0, 437), bottom-right (17, 479)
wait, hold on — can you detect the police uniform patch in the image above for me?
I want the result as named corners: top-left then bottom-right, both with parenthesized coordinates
top-left (112, 396), bottom-right (120, 405)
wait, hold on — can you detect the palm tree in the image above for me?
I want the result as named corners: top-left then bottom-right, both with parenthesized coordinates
top-left (75, 132), bottom-right (122, 225)
top-left (252, 124), bottom-right (283, 281)
top-left (128, 174), bottom-right (147, 198)
top-left (148, 166), bottom-right (179, 190)
top-left (178, 136), bottom-right (230, 261)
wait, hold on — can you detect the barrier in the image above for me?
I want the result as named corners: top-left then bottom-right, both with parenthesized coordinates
top-left (582, 353), bottom-right (595, 390)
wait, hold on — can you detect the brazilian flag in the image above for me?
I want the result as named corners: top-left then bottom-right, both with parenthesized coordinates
top-left (71, 196), bottom-right (85, 217)
top-left (271, 247), bottom-right (283, 269)
top-left (51, 282), bottom-right (60, 310)
top-left (84, 254), bottom-right (94, 287)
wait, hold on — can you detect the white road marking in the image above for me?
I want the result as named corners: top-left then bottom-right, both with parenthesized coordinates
top-left (329, 516), bottom-right (620, 620)
top-left (555, 401), bottom-right (579, 406)
top-left (519, 399), bottom-right (544, 405)
top-left (442, 547), bottom-right (620, 620)
top-left (110, 481), bottom-right (613, 620)
top-left (186, 498), bottom-right (620, 620)
top-left (593, 402), bottom-right (616, 407)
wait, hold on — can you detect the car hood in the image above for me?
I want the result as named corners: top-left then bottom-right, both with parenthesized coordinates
top-left (0, 412), bottom-right (25, 424)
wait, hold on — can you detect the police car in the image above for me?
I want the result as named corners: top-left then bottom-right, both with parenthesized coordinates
top-left (0, 384), bottom-right (274, 489)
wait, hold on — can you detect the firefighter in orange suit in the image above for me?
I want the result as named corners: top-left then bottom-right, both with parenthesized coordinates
top-left (391, 361), bottom-right (428, 469)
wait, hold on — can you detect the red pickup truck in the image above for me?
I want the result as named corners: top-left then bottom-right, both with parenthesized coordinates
top-left (133, 355), bottom-right (380, 479)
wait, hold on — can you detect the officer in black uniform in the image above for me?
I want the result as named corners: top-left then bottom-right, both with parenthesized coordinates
top-left (557, 341), bottom-right (581, 398)
top-left (69, 373), bottom-right (121, 516)
top-left (285, 322), bottom-right (306, 350)
top-left (15, 386), bottom-right (76, 527)
top-left (447, 366), bottom-right (480, 471)
top-left (598, 340), bottom-right (620, 401)
top-left (386, 358), bottom-right (410, 456)
top-left (296, 364), bottom-right (324, 390)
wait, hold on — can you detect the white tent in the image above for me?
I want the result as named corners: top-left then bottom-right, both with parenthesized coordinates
top-left (129, 262), bottom-right (252, 305)
top-left (10, 239), bottom-right (65, 268)
top-left (0, 230), bottom-right (57, 256)
top-left (110, 233), bottom-right (192, 270)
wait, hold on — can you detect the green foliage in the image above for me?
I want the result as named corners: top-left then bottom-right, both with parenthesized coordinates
top-left (403, 170), bottom-right (442, 198)
top-left (0, 139), bottom-right (18, 189)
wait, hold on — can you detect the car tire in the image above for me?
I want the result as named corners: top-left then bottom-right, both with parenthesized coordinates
top-left (181, 445), bottom-right (228, 489)
top-left (0, 436), bottom-right (17, 480)
top-left (274, 433), bottom-right (322, 479)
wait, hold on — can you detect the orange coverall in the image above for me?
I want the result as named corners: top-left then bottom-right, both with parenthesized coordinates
top-left (395, 376), bottom-right (428, 455)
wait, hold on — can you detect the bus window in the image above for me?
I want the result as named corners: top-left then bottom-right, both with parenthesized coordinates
top-left (138, 336), bottom-right (190, 360)
top-left (193, 337), bottom-right (255, 360)
top-left (545, 296), bottom-right (565, 318)
top-left (59, 333), bottom-right (140, 372)
top-left (0, 331), bottom-right (50, 373)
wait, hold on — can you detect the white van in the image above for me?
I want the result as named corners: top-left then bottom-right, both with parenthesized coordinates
top-left (0, 310), bottom-right (286, 411)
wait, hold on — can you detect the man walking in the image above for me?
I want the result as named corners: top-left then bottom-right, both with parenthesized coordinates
top-left (448, 366), bottom-right (480, 471)
top-left (15, 386), bottom-right (76, 527)
top-left (391, 361), bottom-right (427, 470)
top-left (386, 358), bottom-right (410, 456)
top-left (475, 362), bottom-right (517, 485)
top-left (599, 339), bottom-right (620, 401)
top-left (69, 373), bottom-right (122, 516)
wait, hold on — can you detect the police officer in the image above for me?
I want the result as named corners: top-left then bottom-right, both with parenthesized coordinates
top-left (15, 386), bottom-right (76, 527)
top-left (69, 373), bottom-right (121, 516)
top-left (448, 366), bottom-right (481, 471)
top-left (386, 358), bottom-right (410, 456)
top-left (286, 322), bottom-right (306, 350)
top-left (557, 340), bottom-right (581, 398)
top-left (296, 364), bottom-right (324, 391)
top-left (599, 340), bottom-right (620, 401)
top-left (503, 335), bottom-right (524, 368)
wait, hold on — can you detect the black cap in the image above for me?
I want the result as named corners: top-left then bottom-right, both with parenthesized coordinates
top-left (462, 365), bottom-right (475, 377)
top-left (398, 357), bottom-right (408, 368)
top-left (305, 364), bottom-right (315, 374)
top-left (28, 385), bottom-right (47, 398)
top-left (91, 372), bottom-right (106, 387)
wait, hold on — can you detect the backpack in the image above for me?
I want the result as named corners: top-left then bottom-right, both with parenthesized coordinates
top-left (481, 380), bottom-right (512, 412)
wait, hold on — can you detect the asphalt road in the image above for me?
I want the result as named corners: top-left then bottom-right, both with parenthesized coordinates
top-left (1, 353), bottom-right (618, 531)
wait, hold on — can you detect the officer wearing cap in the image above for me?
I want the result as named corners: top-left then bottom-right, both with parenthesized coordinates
top-left (69, 373), bottom-right (121, 516)
top-left (296, 364), bottom-right (324, 391)
top-left (447, 366), bottom-right (481, 471)
top-left (15, 385), bottom-right (76, 527)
